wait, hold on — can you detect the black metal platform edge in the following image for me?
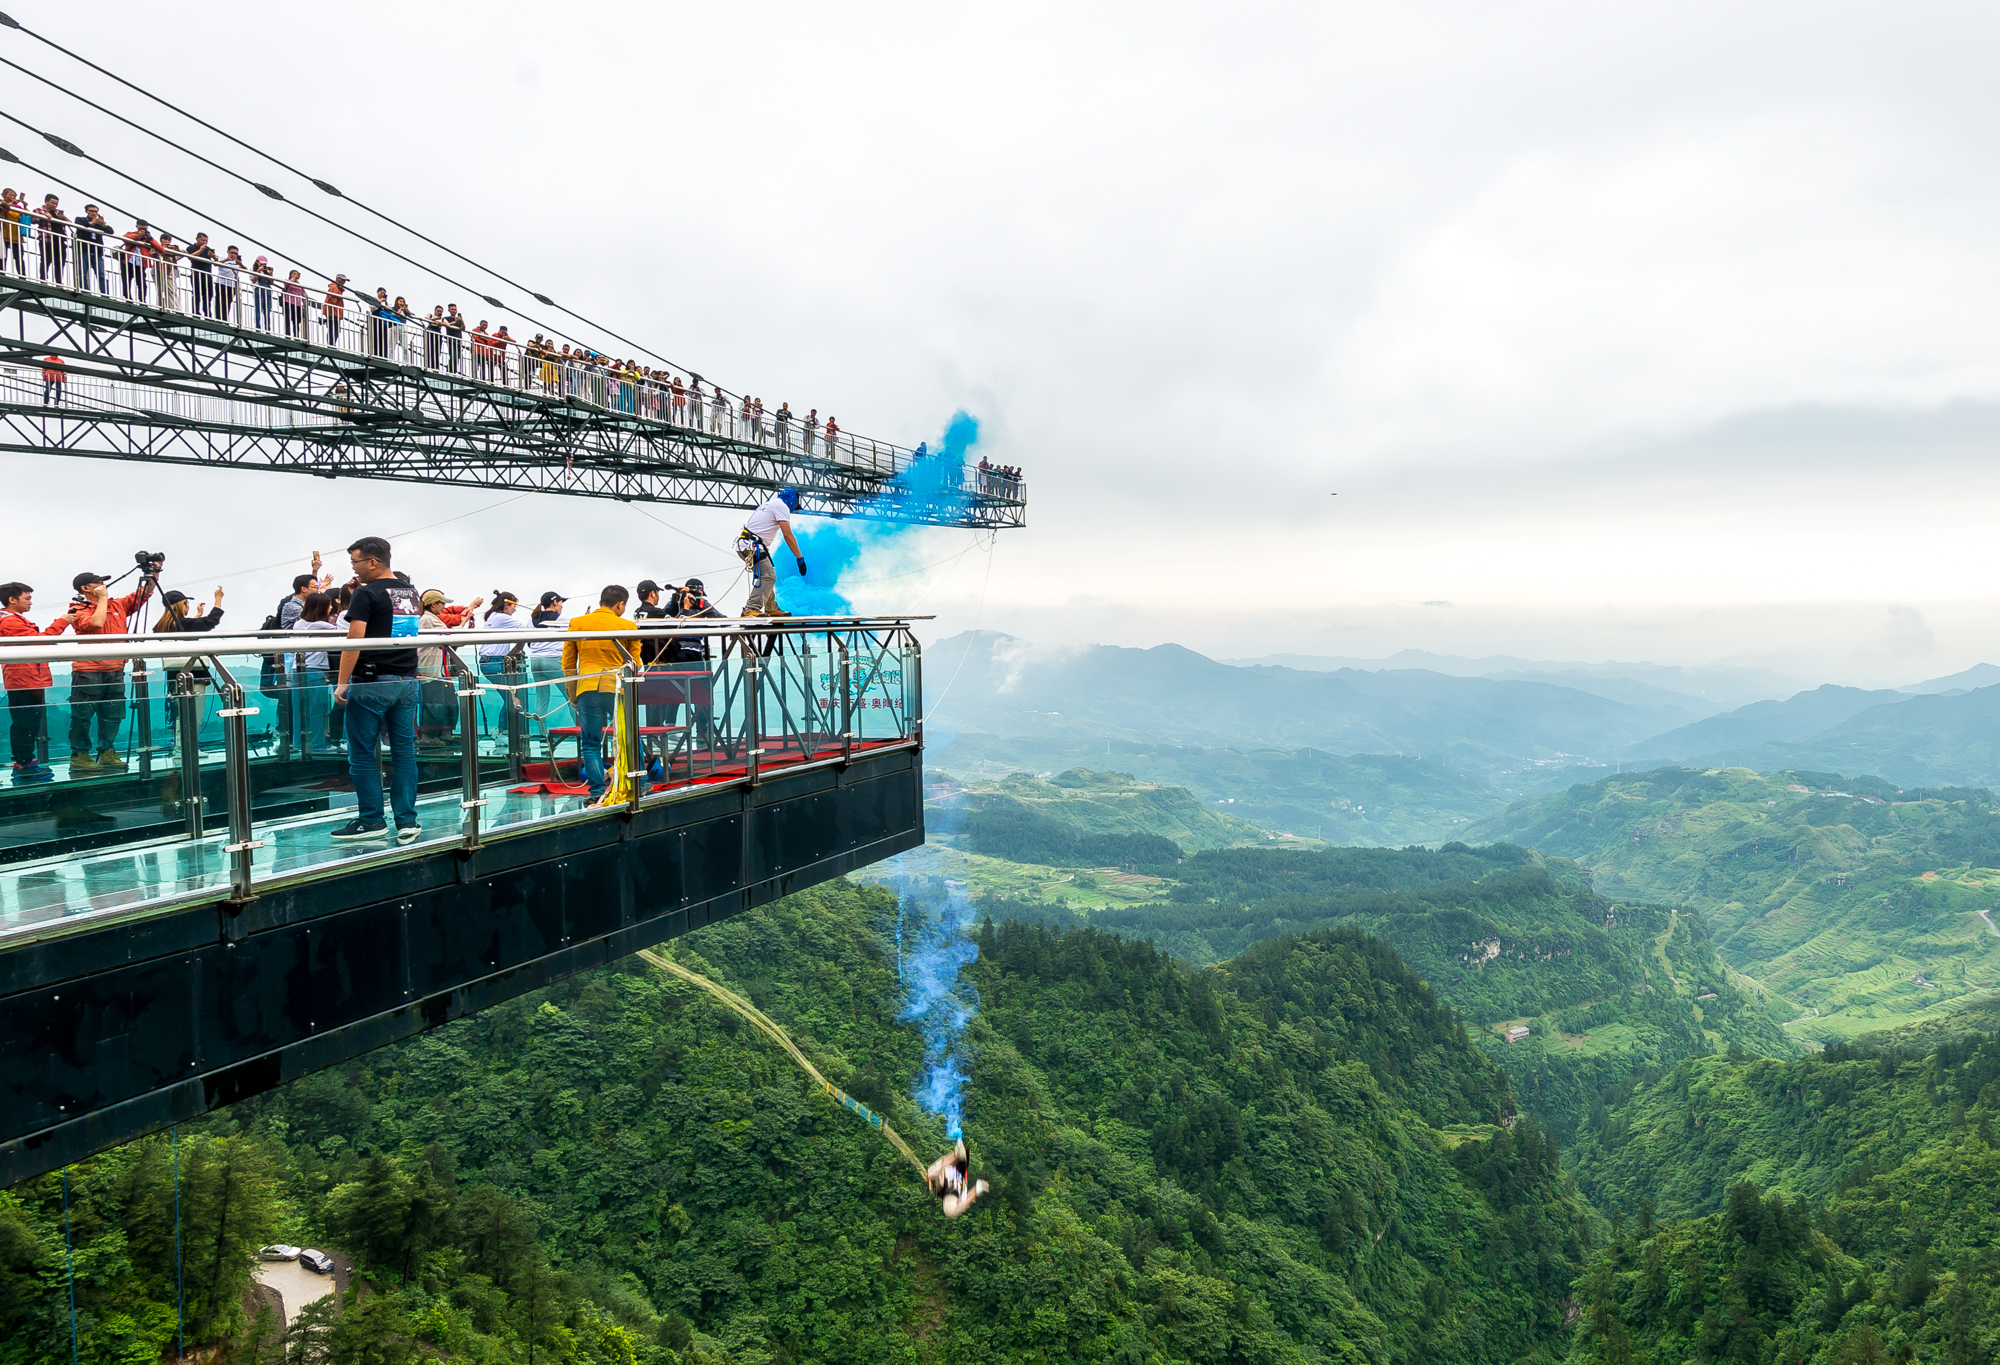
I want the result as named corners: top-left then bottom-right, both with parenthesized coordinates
top-left (1, 748), bottom-right (909, 993)
top-left (2, 749), bottom-right (922, 1185)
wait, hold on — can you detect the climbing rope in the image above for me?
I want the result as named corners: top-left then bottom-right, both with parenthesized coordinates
top-left (636, 948), bottom-right (927, 1176)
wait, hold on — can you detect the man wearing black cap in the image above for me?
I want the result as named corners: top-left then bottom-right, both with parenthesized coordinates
top-left (527, 591), bottom-right (570, 744)
top-left (665, 578), bottom-right (723, 748)
top-left (632, 580), bottom-right (675, 763)
top-left (63, 568), bottom-right (155, 775)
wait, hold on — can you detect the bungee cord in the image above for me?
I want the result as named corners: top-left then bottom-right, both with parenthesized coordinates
top-left (920, 532), bottom-right (998, 723)
top-left (636, 947), bottom-right (929, 1176)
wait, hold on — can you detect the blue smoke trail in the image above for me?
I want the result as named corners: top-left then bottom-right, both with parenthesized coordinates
top-left (895, 873), bottom-right (980, 1140)
top-left (775, 411), bottom-right (981, 615)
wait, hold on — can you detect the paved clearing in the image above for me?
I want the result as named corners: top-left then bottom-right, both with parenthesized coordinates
top-left (254, 1259), bottom-right (334, 1326)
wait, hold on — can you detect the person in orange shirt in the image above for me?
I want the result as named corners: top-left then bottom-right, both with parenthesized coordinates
top-left (322, 274), bottom-right (348, 346)
top-left (65, 568), bottom-right (156, 775)
top-left (40, 355), bottom-right (64, 406)
top-left (1, 580), bottom-right (70, 783)
top-left (560, 586), bottom-right (637, 801)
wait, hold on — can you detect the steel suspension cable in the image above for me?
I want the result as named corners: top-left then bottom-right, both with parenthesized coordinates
top-left (0, 54), bottom-right (649, 375)
top-left (0, 14), bottom-right (745, 394)
top-left (0, 111), bottom-right (342, 287)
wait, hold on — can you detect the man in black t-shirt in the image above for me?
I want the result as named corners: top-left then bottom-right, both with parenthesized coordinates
top-left (331, 535), bottom-right (424, 842)
top-left (632, 580), bottom-right (675, 765)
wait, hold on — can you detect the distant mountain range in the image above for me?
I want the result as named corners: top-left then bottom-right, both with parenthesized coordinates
top-left (1623, 683), bottom-right (1906, 764)
top-left (1669, 684), bottom-right (2000, 789)
top-left (932, 632), bottom-right (2000, 798)
top-left (927, 632), bottom-right (1706, 779)
top-left (1220, 650), bottom-right (1807, 710)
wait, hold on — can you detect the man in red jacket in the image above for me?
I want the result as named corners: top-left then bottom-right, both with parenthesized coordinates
top-left (65, 569), bottom-right (153, 776)
top-left (0, 581), bottom-right (70, 784)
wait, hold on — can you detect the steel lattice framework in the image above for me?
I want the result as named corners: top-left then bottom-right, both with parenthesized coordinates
top-left (0, 277), bottom-right (1025, 528)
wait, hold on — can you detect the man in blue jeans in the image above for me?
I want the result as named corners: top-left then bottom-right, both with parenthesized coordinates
top-left (330, 535), bottom-right (425, 842)
top-left (561, 585), bottom-right (637, 802)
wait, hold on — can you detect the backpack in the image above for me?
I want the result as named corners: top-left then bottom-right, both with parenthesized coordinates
top-left (259, 593), bottom-right (291, 694)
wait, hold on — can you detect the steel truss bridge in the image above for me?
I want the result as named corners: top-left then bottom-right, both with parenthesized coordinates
top-left (0, 275), bottom-right (1026, 528)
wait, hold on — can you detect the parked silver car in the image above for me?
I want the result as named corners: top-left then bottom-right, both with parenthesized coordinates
top-left (259, 1244), bottom-right (301, 1262)
top-left (299, 1249), bottom-right (334, 1274)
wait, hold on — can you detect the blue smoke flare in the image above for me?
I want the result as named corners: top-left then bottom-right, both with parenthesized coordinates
top-left (774, 411), bottom-right (982, 616)
top-left (895, 874), bottom-right (980, 1140)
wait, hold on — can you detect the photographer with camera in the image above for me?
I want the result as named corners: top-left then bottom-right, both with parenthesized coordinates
top-left (63, 554), bottom-right (160, 776)
top-left (664, 577), bottom-right (722, 748)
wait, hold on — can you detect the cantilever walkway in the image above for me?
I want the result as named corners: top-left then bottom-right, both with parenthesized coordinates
top-left (0, 620), bottom-right (923, 949)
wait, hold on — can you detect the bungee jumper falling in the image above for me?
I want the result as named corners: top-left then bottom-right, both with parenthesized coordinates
top-left (925, 1138), bottom-right (989, 1218)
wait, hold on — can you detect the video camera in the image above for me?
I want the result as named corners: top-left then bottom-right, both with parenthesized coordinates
top-left (133, 550), bottom-right (166, 575)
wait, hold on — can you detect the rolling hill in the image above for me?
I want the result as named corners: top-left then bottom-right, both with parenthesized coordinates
top-left (1622, 683), bottom-right (1907, 765)
top-left (979, 840), bottom-right (1795, 1138)
top-left (1467, 767), bottom-right (2000, 1042)
top-left (1685, 684), bottom-right (2000, 789)
top-left (927, 741), bottom-right (1511, 846)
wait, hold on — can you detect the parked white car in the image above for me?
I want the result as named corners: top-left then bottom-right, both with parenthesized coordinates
top-left (299, 1249), bottom-right (334, 1274)
top-left (259, 1245), bottom-right (301, 1261)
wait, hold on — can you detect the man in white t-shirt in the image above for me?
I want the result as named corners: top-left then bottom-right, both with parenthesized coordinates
top-left (735, 488), bottom-right (807, 617)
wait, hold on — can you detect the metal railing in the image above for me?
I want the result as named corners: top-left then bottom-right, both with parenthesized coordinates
top-left (0, 224), bottom-right (1027, 505)
top-left (0, 618), bottom-right (925, 947)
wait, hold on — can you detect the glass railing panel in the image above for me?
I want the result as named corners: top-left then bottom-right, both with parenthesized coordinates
top-left (846, 630), bottom-right (914, 745)
top-left (0, 621), bottom-right (924, 940)
top-left (756, 629), bottom-right (839, 765)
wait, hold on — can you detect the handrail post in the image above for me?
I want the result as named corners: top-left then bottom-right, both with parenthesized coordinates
top-left (207, 655), bottom-right (259, 903)
top-left (622, 661), bottom-right (644, 816)
top-left (836, 635), bottom-right (853, 765)
top-left (451, 646), bottom-right (482, 851)
top-left (744, 649), bottom-right (762, 787)
top-left (502, 650), bottom-right (525, 785)
top-left (132, 661), bottom-right (153, 780)
top-left (907, 630), bottom-right (924, 749)
top-left (173, 670), bottom-right (203, 840)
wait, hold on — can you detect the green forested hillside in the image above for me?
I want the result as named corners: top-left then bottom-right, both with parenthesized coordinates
top-left (1468, 768), bottom-right (2000, 1042)
top-left (1558, 1030), bottom-right (2000, 1364)
top-left (989, 844), bottom-right (1793, 1139)
top-left (929, 739), bottom-right (1508, 846)
top-left (943, 767), bottom-right (1267, 859)
top-left (2, 879), bottom-right (1586, 1364)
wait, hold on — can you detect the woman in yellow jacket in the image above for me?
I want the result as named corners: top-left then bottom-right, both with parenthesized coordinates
top-left (560, 586), bottom-right (636, 800)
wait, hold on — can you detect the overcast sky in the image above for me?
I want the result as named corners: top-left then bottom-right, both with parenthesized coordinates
top-left (3, 2), bottom-right (1996, 685)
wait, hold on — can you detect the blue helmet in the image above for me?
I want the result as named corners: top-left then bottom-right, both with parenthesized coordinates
top-left (777, 488), bottom-right (800, 511)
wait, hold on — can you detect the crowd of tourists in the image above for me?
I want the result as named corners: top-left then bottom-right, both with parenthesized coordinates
top-left (975, 457), bottom-right (1024, 495)
top-left (0, 489), bottom-right (825, 833)
top-left (0, 186), bottom-right (1027, 494)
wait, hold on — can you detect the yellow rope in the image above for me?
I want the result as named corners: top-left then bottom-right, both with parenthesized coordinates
top-left (636, 948), bottom-right (928, 1175)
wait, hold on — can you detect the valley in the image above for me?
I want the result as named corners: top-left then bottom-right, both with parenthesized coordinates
top-left (13, 630), bottom-right (2000, 1363)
